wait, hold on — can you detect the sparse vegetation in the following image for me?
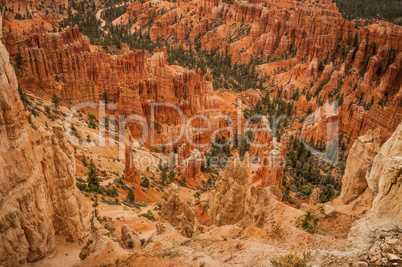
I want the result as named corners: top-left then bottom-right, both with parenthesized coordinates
top-left (51, 94), bottom-right (61, 110)
top-left (140, 210), bottom-right (155, 221)
top-left (271, 252), bottom-right (311, 267)
top-left (18, 85), bottom-right (31, 106)
top-left (301, 211), bottom-right (319, 232)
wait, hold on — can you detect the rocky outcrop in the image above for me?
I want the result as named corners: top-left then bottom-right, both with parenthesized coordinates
top-left (239, 89), bottom-right (262, 106)
top-left (124, 129), bottom-right (140, 183)
top-left (339, 128), bottom-right (381, 204)
top-left (309, 188), bottom-right (321, 206)
top-left (209, 159), bottom-right (249, 226)
top-left (121, 224), bottom-right (141, 249)
top-left (356, 233), bottom-right (402, 266)
top-left (301, 101), bottom-right (401, 152)
top-left (244, 186), bottom-right (283, 228)
top-left (198, 0), bottom-right (221, 16)
top-left (348, 122), bottom-right (402, 252)
top-left (158, 183), bottom-right (195, 237)
top-left (209, 158), bottom-right (303, 228)
top-left (339, 104), bottom-right (402, 146)
top-left (310, 123), bottom-right (402, 266)
top-left (0, 18), bottom-right (88, 266)
top-left (79, 232), bottom-right (109, 261)
top-left (124, 0), bottom-right (401, 145)
top-left (249, 117), bottom-right (287, 188)
top-left (177, 145), bottom-right (202, 179)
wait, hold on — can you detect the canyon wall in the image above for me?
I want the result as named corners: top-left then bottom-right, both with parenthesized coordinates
top-left (339, 128), bottom-right (381, 204)
top-left (348, 122), bottom-right (402, 251)
top-left (0, 18), bottom-right (88, 266)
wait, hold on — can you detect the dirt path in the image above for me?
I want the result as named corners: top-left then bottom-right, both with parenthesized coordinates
top-left (96, 2), bottom-right (130, 28)
top-left (96, 8), bottom-right (106, 27)
top-left (30, 236), bottom-right (82, 267)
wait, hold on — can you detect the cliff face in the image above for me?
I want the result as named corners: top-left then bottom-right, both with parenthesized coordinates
top-left (0, 19), bottom-right (88, 266)
top-left (3, 26), bottom-right (220, 115)
top-left (348, 122), bottom-right (402, 251)
top-left (339, 128), bottom-right (381, 204)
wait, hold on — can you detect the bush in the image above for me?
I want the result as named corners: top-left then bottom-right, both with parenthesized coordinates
top-left (76, 182), bottom-right (87, 191)
top-left (140, 210), bottom-right (155, 221)
top-left (140, 177), bottom-right (150, 188)
top-left (51, 94), bottom-right (61, 109)
top-left (106, 186), bottom-right (118, 197)
top-left (271, 252), bottom-right (311, 267)
top-left (301, 211), bottom-right (319, 231)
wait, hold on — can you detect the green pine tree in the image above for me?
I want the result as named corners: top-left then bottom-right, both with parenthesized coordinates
top-left (168, 170), bottom-right (176, 183)
top-left (104, 116), bottom-right (109, 131)
top-left (82, 155), bottom-right (88, 167)
top-left (127, 188), bottom-right (135, 203)
top-left (160, 169), bottom-right (167, 185)
top-left (18, 85), bottom-right (29, 105)
top-left (87, 159), bottom-right (99, 190)
top-left (51, 93), bottom-right (61, 110)
top-left (102, 89), bottom-right (108, 105)
top-left (14, 53), bottom-right (23, 69)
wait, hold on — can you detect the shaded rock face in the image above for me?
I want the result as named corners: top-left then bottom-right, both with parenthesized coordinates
top-left (158, 183), bottom-right (195, 237)
top-left (0, 19), bottom-right (88, 266)
top-left (339, 128), bottom-right (381, 204)
top-left (348, 122), bottom-right (402, 252)
top-left (177, 145), bottom-right (202, 179)
top-left (338, 104), bottom-right (402, 147)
